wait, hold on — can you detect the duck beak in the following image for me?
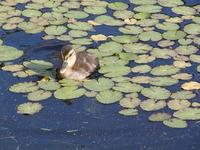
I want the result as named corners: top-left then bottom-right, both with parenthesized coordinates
top-left (60, 60), bottom-right (68, 74)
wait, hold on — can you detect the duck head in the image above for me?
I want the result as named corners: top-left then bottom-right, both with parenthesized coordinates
top-left (60, 45), bottom-right (77, 74)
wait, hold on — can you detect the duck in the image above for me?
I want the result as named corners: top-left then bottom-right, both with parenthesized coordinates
top-left (58, 45), bottom-right (99, 80)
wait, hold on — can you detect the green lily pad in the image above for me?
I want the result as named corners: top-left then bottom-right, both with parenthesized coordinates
top-left (64, 10), bottom-right (89, 19)
top-left (68, 30), bottom-right (88, 38)
top-left (22, 9), bottom-right (42, 17)
top-left (171, 73), bottom-right (192, 81)
top-left (178, 39), bottom-right (192, 45)
top-left (172, 6), bottom-right (196, 16)
top-left (70, 38), bottom-right (92, 45)
top-left (156, 22), bottom-right (179, 30)
top-left (44, 26), bottom-right (67, 35)
top-left (38, 81), bottom-right (60, 91)
top-left (96, 90), bottom-right (122, 104)
top-left (83, 78), bottom-right (114, 91)
top-left (190, 54), bottom-right (200, 63)
top-left (134, 5), bottom-right (162, 13)
top-left (134, 12), bottom-right (150, 20)
top-left (27, 90), bottom-right (52, 101)
top-left (130, 0), bottom-right (157, 5)
top-left (158, 40), bottom-right (175, 48)
top-left (140, 99), bottom-right (167, 111)
top-left (98, 41), bottom-right (122, 54)
top-left (118, 109), bottom-right (138, 116)
top-left (148, 113), bottom-right (171, 122)
top-left (113, 82), bottom-right (143, 93)
top-left (119, 97), bottom-right (141, 108)
top-left (131, 76), bottom-right (152, 84)
top-left (151, 48), bottom-right (176, 59)
top-left (168, 99), bottom-right (191, 110)
top-left (163, 118), bottom-right (188, 128)
top-left (151, 65), bottom-right (180, 76)
top-left (17, 102), bottom-right (43, 115)
top-left (150, 77), bottom-right (178, 86)
top-left (171, 90), bottom-right (196, 100)
top-left (158, 0), bottom-right (184, 7)
top-left (123, 43), bottom-right (152, 54)
top-left (108, 2), bottom-right (128, 10)
top-left (68, 22), bottom-right (93, 31)
top-left (111, 35), bottom-right (138, 44)
top-left (113, 10), bottom-right (134, 19)
top-left (175, 45), bottom-right (198, 55)
top-left (0, 45), bottom-right (23, 61)
top-left (54, 86), bottom-right (86, 100)
top-left (134, 55), bottom-right (155, 64)
top-left (59, 78), bottom-right (80, 87)
top-left (141, 86), bottom-right (171, 100)
top-left (184, 23), bottom-right (200, 35)
top-left (139, 31), bottom-right (162, 41)
top-left (84, 6), bottom-right (107, 15)
top-left (163, 30), bottom-right (186, 40)
top-left (9, 82), bottom-right (39, 93)
top-left (119, 26), bottom-right (142, 35)
top-left (173, 108), bottom-right (200, 120)
top-left (23, 60), bottom-right (53, 71)
top-left (2, 64), bottom-right (24, 72)
top-left (131, 65), bottom-right (151, 73)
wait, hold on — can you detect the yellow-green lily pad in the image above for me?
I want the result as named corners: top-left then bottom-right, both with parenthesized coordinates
top-left (140, 99), bottom-right (167, 111)
top-left (163, 118), bottom-right (187, 128)
top-left (173, 108), bottom-right (200, 120)
top-left (38, 81), bottom-right (60, 91)
top-left (118, 109), bottom-right (138, 116)
top-left (148, 113), bottom-right (171, 122)
top-left (9, 82), bottom-right (39, 93)
top-left (96, 90), bottom-right (122, 104)
top-left (27, 90), bottom-right (52, 101)
top-left (0, 45), bottom-right (23, 61)
top-left (17, 102), bottom-right (43, 115)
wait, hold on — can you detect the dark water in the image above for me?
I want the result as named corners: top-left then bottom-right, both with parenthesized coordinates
top-left (1, 0), bottom-right (200, 150)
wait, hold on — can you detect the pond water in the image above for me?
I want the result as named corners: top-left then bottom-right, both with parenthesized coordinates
top-left (0, 0), bottom-right (200, 149)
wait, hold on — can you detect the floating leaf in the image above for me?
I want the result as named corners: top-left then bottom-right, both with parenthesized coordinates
top-left (171, 73), bottom-right (192, 81)
top-left (64, 10), bottom-right (89, 19)
top-left (163, 118), bottom-right (187, 128)
top-left (141, 86), bottom-right (171, 100)
top-left (9, 82), bottom-right (39, 93)
top-left (108, 2), bottom-right (128, 10)
top-left (181, 81), bottom-right (200, 90)
top-left (68, 30), bottom-right (88, 38)
top-left (134, 5), bottom-right (162, 13)
top-left (151, 65), bottom-right (180, 76)
top-left (175, 45), bottom-right (198, 55)
top-left (2, 64), bottom-right (24, 72)
top-left (96, 90), bottom-right (122, 104)
top-left (131, 76), bottom-right (152, 84)
top-left (59, 78), bottom-right (80, 87)
top-left (38, 81), bottom-right (60, 91)
top-left (184, 23), bottom-right (200, 35)
top-left (150, 77), bottom-right (178, 86)
top-left (111, 35), bottom-right (138, 44)
top-left (140, 99), bottom-right (167, 111)
top-left (84, 6), bottom-right (107, 15)
top-left (118, 109), bottom-right (138, 116)
top-left (163, 30), bottom-right (186, 40)
top-left (22, 9), bottom-right (42, 17)
top-left (139, 31), bottom-right (162, 41)
top-left (54, 87), bottom-right (86, 100)
top-left (113, 82), bottom-right (143, 93)
top-left (148, 113), bottom-right (171, 122)
top-left (17, 102), bottom-right (43, 115)
top-left (27, 90), bottom-right (52, 101)
top-left (119, 97), bottom-right (141, 108)
top-left (171, 90), bottom-right (196, 100)
top-left (131, 65), bottom-right (151, 73)
top-left (91, 34), bottom-right (107, 41)
top-left (130, 0), bottom-right (157, 5)
top-left (0, 46), bottom-right (23, 61)
top-left (172, 6), bottom-right (196, 16)
top-left (173, 108), bottom-right (200, 120)
top-left (68, 22), bottom-right (93, 31)
top-left (190, 54), bottom-right (200, 63)
top-left (44, 26), bottom-right (67, 35)
top-left (83, 78), bottom-right (114, 91)
top-left (113, 10), bottom-right (134, 19)
top-left (98, 41), bottom-right (122, 54)
top-left (168, 99), bottom-right (191, 110)
top-left (23, 60), bottom-right (53, 71)
top-left (156, 22), bottom-right (179, 31)
top-left (119, 26), bottom-right (142, 35)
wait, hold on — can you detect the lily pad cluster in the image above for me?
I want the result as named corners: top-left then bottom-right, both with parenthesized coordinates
top-left (0, 0), bottom-right (200, 128)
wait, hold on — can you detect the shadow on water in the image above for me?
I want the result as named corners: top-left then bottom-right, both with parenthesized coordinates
top-left (0, 0), bottom-right (200, 150)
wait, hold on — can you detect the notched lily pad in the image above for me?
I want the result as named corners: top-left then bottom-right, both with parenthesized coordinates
top-left (9, 82), bottom-right (39, 93)
top-left (118, 109), bottom-right (138, 116)
top-left (173, 108), bottom-right (200, 120)
top-left (163, 118), bottom-right (187, 128)
top-left (148, 113), bottom-right (171, 122)
top-left (17, 102), bottom-right (43, 115)
top-left (28, 90), bottom-right (52, 101)
top-left (96, 90), bottom-right (122, 104)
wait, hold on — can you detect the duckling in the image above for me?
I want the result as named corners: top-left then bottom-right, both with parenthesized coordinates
top-left (59, 45), bottom-right (99, 80)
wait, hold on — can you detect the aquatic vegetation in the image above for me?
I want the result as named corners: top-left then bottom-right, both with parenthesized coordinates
top-left (0, 0), bottom-right (200, 128)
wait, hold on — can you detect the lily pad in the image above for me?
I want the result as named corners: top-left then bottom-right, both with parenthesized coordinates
top-left (151, 65), bottom-right (180, 76)
top-left (171, 90), bottom-right (196, 100)
top-left (141, 86), bottom-right (171, 100)
top-left (111, 35), bottom-right (138, 44)
top-left (172, 6), bottom-right (196, 16)
top-left (139, 31), bottom-right (162, 41)
top-left (150, 77), bottom-right (178, 86)
top-left (2, 64), bottom-right (24, 72)
top-left (163, 118), bottom-right (187, 128)
top-left (38, 81), bottom-right (60, 91)
top-left (84, 6), bottom-right (107, 15)
top-left (118, 109), bottom-right (138, 116)
top-left (156, 22), bottom-right (179, 31)
top-left (23, 60), bottom-right (53, 71)
top-left (108, 2), bottom-right (128, 10)
top-left (140, 99), bottom-right (167, 111)
top-left (148, 113), bottom-right (171, 122)
top-left (96, 90), bottom-right (122, 104)
top-left (68, 22), bottom-right (93, 31)
top-left (163, 30), bottom-right (186, 40)
top-left (64, 10), bottom-right (89, 19)
top-left (113, 82), bottom-right (143, 93)
top-left (184, 23), bottom-right (200, 35)
top-left (27, 90), bottom-right (52, 101)
top-left (54, 86), bottom-right (86, 100)
top-left (83, 78), bottom-right (114, 91)
top-left (9, 82), bottom-right (39, 93)
top-left (131, 65), bottom-right (151, 73)
top-left (168, 99), bottom-right (191, 110)
top-left (175, 45), bottom-right (198, 55)
top-left (22, 9), bottom-right (42, 17)
top-left (17, 102), bottom-right (43, 115)
top-left (119, 97), bottom-right (141, 108)
top-left (44, 26), bottom-right (67, 35)
top-left (119, 26), bottom-right (142, 35)
top-left (134, 5), bottom-right (162, 13)
top-left (173, 108), bottom-right (200, 120)
top-left (98, 41), bottom-right (122, 54)
top-left (0, 45), bottom-right (23, 61)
